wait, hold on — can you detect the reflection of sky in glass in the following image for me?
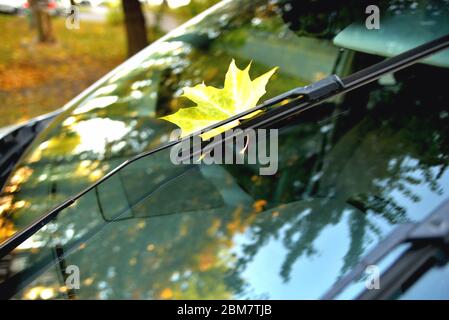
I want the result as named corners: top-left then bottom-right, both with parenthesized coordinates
top-left (400, 260), bottom-right (449, 299)
top-left (378, 157), bottom-right (449, 222)
top-left (233, 216), bottom-right (351, 299)
top-left (335, 244), bottom-right (410, 300)
top-left (226, 153), bottom-right (449, 299)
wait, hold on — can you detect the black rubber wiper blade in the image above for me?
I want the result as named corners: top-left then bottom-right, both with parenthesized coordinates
top-left (1, 33), bottom-right (449, 260)
top-left (322, 198), bottom-right (449, 300)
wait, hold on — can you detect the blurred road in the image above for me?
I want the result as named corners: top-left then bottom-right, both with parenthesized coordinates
top-left (79, 9), bottom-right (105, 22)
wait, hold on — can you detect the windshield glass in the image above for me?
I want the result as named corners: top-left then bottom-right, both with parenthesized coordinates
top-left (3, 60), bottom-right (449, 299)
top-left (1, 0), bottom-right (449, 299)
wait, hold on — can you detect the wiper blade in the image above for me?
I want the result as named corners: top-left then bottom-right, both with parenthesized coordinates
top-left (1, 33), bottom-right (449, 260)
top-left (322, 198), bottom-right (449, 300)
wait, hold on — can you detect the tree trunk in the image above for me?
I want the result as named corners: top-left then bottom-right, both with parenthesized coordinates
top-left (42, 7), bottom-right (55, 42)
top-left (122, 0), bottom-right (148, 57)
top-left (29, 0), bottom-right (55, 43)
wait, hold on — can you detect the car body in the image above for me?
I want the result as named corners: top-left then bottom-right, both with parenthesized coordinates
top-left (0, 0), bottom-right (27, 14)
top-left (1, 0), bottom-right (449, 299)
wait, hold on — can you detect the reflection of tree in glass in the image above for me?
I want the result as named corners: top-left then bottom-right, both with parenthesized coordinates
top-left (229, 64), bottom-right (449, 281)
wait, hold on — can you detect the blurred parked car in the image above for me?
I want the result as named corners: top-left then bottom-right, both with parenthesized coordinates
top-left (1, 0), bottom-right (449, 300)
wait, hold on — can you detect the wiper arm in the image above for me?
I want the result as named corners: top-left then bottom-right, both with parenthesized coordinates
top-left (1, 33), bottom-right (449, 260)
top-left (322, 198), bottom-right (449, 300)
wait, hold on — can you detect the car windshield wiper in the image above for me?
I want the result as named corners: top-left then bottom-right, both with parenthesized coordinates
top-left (322, 198), bottom-right (449, 300)
top-left (1, 33), bottom-right (449, 260)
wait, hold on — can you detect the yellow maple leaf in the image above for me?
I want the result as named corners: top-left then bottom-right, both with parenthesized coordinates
top-left (160, 59), bottom-right (278, 140)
